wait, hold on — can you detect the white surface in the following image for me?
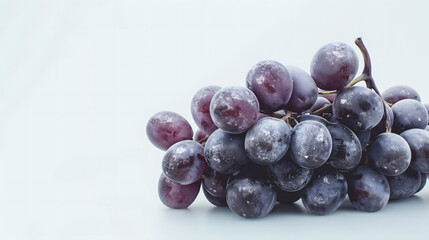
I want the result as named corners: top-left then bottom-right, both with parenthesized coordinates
top-left (1, 0), bottom-right (429, 239)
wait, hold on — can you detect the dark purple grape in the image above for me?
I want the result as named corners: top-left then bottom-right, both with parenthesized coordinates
top-left (285, 66), bottom-right (318, 113)
top-left (203, 187), bottom-right (227, 207)
top-left (296, 114), bottom-right (329, 125)
top-left (347, 166), bottom-right (390, 212)
top-left (202, 167), bottom-right (230, 197)
top-left (268, 154), bottom-right (313, 192)
top-left (204, 129), bottom-right (249, 174)
top-left (308, 97), bottom-right (331, 113)
top-left (392, 99), bottom-right (428, 133)
top-left (369, 133), bottom-right (411, 176)
top-left (328, 115), bottom-right (371, 150)
top-left (162, 140), bottom-right (207, 185)
top-left (387, 168), bottom-right (421, 200)
top-left (354, 129), bottom-right (371, 150)
top-left (301, 169), bottom-right (348, 215)
top-left (382, 85), bottom-right (421, 105)
top-left (193, 129), bottom-right (208, 142)
top-left (415, 172), bottom-right (427, 194)
top-left (400, 129), bottom-right (429, 173)
top-left (319, 91), bottom-right (337, 103)
top-left (246, 60), bottom-right (293, 112)
top-left (245, 117), bottom-right (291, 165)
top-left (210, 86), bottom-right (260, 134)
top-left (370, 103), bottom-right (394, 138)
top-left (158, 173), bottom-right (201, 209)
top-left (276, 188), bottom-right (301, 204)
top-left (226, 171), bottom-right (277, 218)
top-left (333, 86), bottom-right (384, 131)
top-left (146, 111), bottom-right (193, 150)
top-left (191, 86), bottom-right (221, 135)
top-left (290, 120), bottom-right (332, 169)
top-left (326, 123), bottom-right (362, 172)
top-left (310, 42), bottom-right (359, 90)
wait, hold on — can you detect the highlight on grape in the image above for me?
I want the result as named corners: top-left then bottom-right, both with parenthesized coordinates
top-left (147, 38), bottom-right (429, 218)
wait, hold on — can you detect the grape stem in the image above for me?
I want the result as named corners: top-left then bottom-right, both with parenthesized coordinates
top-left (354, 37), bottom-right (392, 133)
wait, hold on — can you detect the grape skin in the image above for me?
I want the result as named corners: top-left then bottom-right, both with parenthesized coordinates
top-left (400, 129), bottom-right (429, 173)
top-left (382, 85), bottom-right (421, 105)
top-left (203, 187), bottom-right (227, 207)
top-left (310, 42), bottom-right (359, 90)
top-left (308, 97), bottom-right (330, 113)
top-left (246, 60), bottom-right (293, 112)
top-left (268, 154), bottom-right (313, 192)
top-left (147, 111), bottom-right (193, 150)
top-left (204, 129), bottom-right (249, 174)
top-left (326, 123), bottom-right (362, 172)
top-left (391, 99), bottom-right (428, 133)
top-left (162, 140), bottom-right (208, 185)
top-left (210, 86), bottom-right (260, 134)
top-left (202, 167), bottom-right (230, 197)
top-left (285, 66), bottom-right (318, 113)
top-left (193, 129), bottom-right (208, 142)
top-left (347, 166), bottom-right (390, 212)
top-left (158, 173), bottom-right (201, 209)
top-left (290, 120), bottom-right (332, 169)
top-left (301, 169), bottom-right (348, 215)
top-left (226, 172), bottom-right (277, 218)
top-left (333, 86), bottom-right (384, 131)
top-left (387, 168), bottom-right (421, 200)
top-left (191, 86), bottom-right (221, 135)
top-left (245, 117), bottom-right (291, 165)
top-left (415, 172), bottom-right (427, 194)
top-left (276, 188), bottom-right (302, 204)
top-left (369, 133), bottom-right (411, 176)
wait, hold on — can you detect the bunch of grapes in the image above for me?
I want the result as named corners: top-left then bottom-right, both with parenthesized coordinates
top-left (146, 38), bottom-right (429, 218)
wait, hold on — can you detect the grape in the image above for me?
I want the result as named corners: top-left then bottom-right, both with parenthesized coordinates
top-left (203, 187), bottom-right (227, 207)
top-left (382, 85), bottom-right (421, 105)
top-left (158, 173), bottom-right (201, 209)
top-left (347, 166), bottom-right (390, 212)
top-left (310, 42), bottom-right (359, 90)
top-left (162, 140), bottom-right (207, 185)
top-left (424, 103), bottom-right (429, 115)
top-left (285, 66), bottom-right (318, 113)
top-left (333, 86), bottom-right (384, 131)
top-left (246, 60), bottom-right (293, 112)
top-left (226, 171), bottom-right (277, 218)
top-left (400, 129), bottom-right (429, 173)
top-left (276, 188), bottom-right (302, 204)
top-left (370, 103), bottom-right (394, 138)
top-left (319, 91), bottom-right (337, 103)
top-left (191, 86), bottom-right (221, 135)
top-left (369, 133), bottom-right (411, 176)
top-left (308, 97), bottom-right (331, 113)
top-left (387, 168), bottom-right (421, 200)
top-left (147, 111), bottom-right (193, 150)
top-left (245, 117), bottom-right (291, 165)
top-left (193, 129), bottom-right (208, 142)
top-left (210, 86), bottom-right (260, 134)
top-left (415, 172), bottom-right (427, 194)
top-left (327, 115), bottom-right (370, 149)
top-left (391, 99), bottom-right (428, 133)
top-left (290, 120), bottom-right (332, 169)
top-left (268, 154), bottom-right (313, 192)
top-left (301, 169), bottom-right (348, 215)
top-left (296, 114), bottom-right (329, 125)
top-left (204, 129), bottom-right (249, 174)
top-left (202, 167), bottom-right (230, 197)
top-left (326, 122), bottom-right (362, 172)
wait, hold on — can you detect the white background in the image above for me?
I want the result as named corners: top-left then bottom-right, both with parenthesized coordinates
top-left (1, 0), bottom-right (429, 239)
